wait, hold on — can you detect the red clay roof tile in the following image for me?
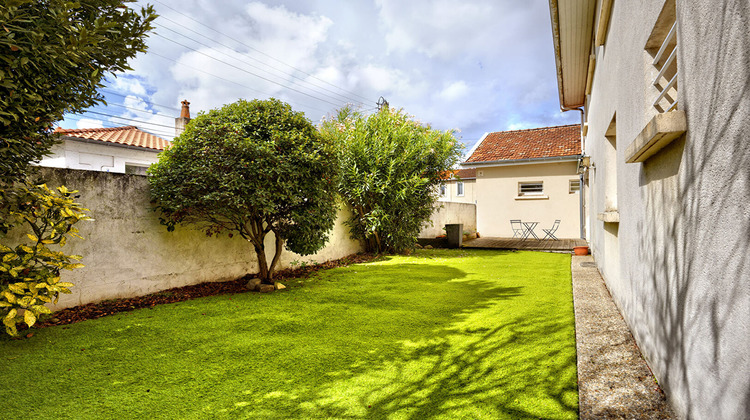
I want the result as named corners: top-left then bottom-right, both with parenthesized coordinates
top-left (465, 124), bottom-right (580, 163)
top-left (54, 126), bottom-right (170, 151)
top-left (454, 168), bottom-right (476, 179)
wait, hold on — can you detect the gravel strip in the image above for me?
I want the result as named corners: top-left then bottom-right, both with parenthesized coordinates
top-left (571, 255), bottom-right (676, 419)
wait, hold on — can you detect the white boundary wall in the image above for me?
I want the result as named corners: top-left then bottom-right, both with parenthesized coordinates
top-left (15, 168), bottom-right (362, 310)
top-left (419, 202), bottom-right (476, 238)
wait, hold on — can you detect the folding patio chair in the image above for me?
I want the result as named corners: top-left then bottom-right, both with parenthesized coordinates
top-left (510, 220), bottom-right (525, 238)
top-left (542, 220), bottom-right (561, 241)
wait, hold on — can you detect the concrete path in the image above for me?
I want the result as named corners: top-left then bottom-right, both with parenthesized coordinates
top-left (571, 255), bottom-right (676, 419)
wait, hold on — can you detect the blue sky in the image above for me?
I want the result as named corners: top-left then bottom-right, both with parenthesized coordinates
top-left (60, 0), bottom-right (578, 153)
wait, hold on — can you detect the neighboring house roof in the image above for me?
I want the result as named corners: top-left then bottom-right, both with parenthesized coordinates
top-left (464, 124), bottom-right (581, 164)
top-left (54, 126), bottom-right (170, 151)
top-left (453, 168), bottom-right (476, 180)
top-left (439, 168), bottom-right (477, 181)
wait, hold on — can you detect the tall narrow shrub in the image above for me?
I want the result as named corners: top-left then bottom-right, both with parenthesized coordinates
top-left (322, 108), bottom-right (463, 253)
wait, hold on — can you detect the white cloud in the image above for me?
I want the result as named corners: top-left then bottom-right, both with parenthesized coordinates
top-left (79, 0), bottom-right (580, 147)
top-left (243, 2), bottom-right (333, 71)
top-left (76, 118), bottom-right (104, 129)
top-left (437, 81), bottom-right (469, 102)
top-left (376, 0), bottom-right (495, 59)
top-left (110, 76), bottom-right (147, 95)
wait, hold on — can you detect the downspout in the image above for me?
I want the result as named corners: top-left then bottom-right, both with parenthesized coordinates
top-left (563, 107), bottom-right (585, 240)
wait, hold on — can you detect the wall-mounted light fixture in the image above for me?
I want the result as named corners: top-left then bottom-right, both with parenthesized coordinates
top-left (577, 155), bottom-right (593, 174)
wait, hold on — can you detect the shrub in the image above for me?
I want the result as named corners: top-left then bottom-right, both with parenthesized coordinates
top-left (0, 184), bottom-right (89, 336)
top-left (322, 107), bottom-right (463, 253)
top-left (149, 99), bottom-right (338, 283)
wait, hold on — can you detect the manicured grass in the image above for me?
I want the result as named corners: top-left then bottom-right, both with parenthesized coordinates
top-left (0, 249), bottom-right (577, 419)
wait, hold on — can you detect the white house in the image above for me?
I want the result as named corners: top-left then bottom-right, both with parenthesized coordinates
top-left (461, 124), bottom-right (582, 239)
top-left (41, 125), bottom-right (170, 175)
top-left (39, 100), bottom-right (192, 174)
top-left (438, 168), bottom-right (476, 204)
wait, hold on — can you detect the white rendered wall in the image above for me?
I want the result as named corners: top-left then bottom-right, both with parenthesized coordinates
top-left (419, 202), bottom-right (477, 238)
top-left (472, 161), bottom-right (581, 238)
top-left (437, 179), bottom-right (476, 204)
top-left (13, 168), bottom-right (362, 310)
top-left (582, 0), bottom-right (750, 417)
top-left (39, 139), bottom-right (161, 173)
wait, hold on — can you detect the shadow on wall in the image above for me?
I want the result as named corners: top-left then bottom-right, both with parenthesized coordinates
top-left (635, 2), bottom-right (750, 417)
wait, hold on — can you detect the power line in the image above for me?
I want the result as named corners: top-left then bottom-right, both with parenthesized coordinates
top-left (60, 115), bottom-right (175, 139)
top-left (146, 51), bottom-right (332, 115)
top-left (151, 0), bottom-right (373, 104)
top-left (153, 33), bottom-right (346, 108)
top-left (155, 17), bottom-right (368, 106)
top-left (100, 88), bottom-right (181, 112)
top-left (82, 110), bottom-right (180, 131)
top-left (93, 101), bottom-right (176, 119)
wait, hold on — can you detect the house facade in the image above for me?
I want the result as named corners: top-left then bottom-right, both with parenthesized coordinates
top-left (438, 168), bottom-right (476, 204)
top-left (40, 100), bottom-right (191, 174)
top-left (550, 0), bottom-right (749, 417)
top-left (461, 125), bottom-right (582, 239)
top-left (40, 126), bottom-right (170, 174)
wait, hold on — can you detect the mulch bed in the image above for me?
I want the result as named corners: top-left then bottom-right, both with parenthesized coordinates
top-left (34, 253), bottom-right (379, 330)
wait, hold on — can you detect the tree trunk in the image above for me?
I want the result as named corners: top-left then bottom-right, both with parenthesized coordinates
top-left (267, 230), bottom-right (284, 281)
top-left (253, 240), bottom-right (272, 284)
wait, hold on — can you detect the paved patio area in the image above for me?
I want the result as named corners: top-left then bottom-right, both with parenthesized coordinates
top-left (571, 255), bottom-right (675, 419)
top-left (462, 236), bottom-right (587, 251)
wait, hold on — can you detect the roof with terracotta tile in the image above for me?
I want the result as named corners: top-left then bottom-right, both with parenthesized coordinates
top-left (54, 126), bottom-right (170, 151)
top-left (464, 124), bottom-right (580, 163)
top-left (439, 168), bottom-right (476, 181)
top-left (453, 168), bottom-right (476, 180)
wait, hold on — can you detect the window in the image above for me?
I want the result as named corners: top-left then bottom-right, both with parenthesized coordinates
top-left (647, 0), bottom-right (678, 112)
top-left (518, 182), bottom-right (543, 196)
top-left (456, 181), bottom-right (464, 196)
top-left (125, 164), bottom-right (149, 176)
top-left (569, 179), bottom-right (581, 193)
top-left (439, 184), bottom-right (447, 197)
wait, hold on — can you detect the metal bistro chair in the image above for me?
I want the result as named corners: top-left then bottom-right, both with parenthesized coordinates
top-left (510, 219), bottom-right (525, 238)
top-left (542, 220), bottom-right (561, 241)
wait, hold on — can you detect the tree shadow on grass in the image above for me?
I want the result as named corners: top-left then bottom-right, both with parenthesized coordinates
top-left (303, 311), bottom-right (577, 419)
top-left (232, 256), bottom-right (576, 419)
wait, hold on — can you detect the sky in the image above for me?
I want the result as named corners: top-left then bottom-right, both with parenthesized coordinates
top-left (59, 0), bottom-right (579, 153)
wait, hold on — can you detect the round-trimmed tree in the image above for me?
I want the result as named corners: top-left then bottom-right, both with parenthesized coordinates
top-left (149, 99), bottom-right (338, 284)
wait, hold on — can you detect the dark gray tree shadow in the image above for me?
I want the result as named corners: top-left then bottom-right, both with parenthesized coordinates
top-left (630, 1), bottom-right (750, 418)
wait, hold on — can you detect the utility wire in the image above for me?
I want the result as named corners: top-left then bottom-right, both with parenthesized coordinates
top-left (93, 101), bottom-right (176, 119)
top-left (146, 51), bottom-right (331, 115)
top-left (58, 116), bottom-right (175, 139)
top-left (100, 88), bottom-right (182, 112)
top-left (153, 34), bottom-right (345, 108)
top-left (155, 17), bottom-right (368, 106)
top-left (151, 0), bottom-right (373, 104)
top-left (82, 110), bottom-right (180, 131)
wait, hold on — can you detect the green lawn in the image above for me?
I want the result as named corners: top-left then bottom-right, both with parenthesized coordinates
top-left (0, 249), bottom-right (578, 419)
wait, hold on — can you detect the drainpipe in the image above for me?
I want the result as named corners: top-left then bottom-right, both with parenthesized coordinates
top-left (562, 107), bottom-right (586, 240)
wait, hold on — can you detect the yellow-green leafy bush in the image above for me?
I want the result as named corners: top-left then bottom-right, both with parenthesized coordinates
top-left (0, 184), bottom-right (89, 336)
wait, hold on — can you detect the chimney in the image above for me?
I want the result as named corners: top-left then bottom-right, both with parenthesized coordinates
top-left (175, 99), bottom-right (191, 137)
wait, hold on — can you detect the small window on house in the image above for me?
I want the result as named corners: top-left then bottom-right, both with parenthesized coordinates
top-left (439, 184), bottom-right (447, 197)
top-left (456, 181), bottom-right (465, 196)
top-left (569, 179), bottom-right (581, 193)
top-left (519, 182), bottom-right (544, 196)
top-left (125, 164), bottom-right (149, 176)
